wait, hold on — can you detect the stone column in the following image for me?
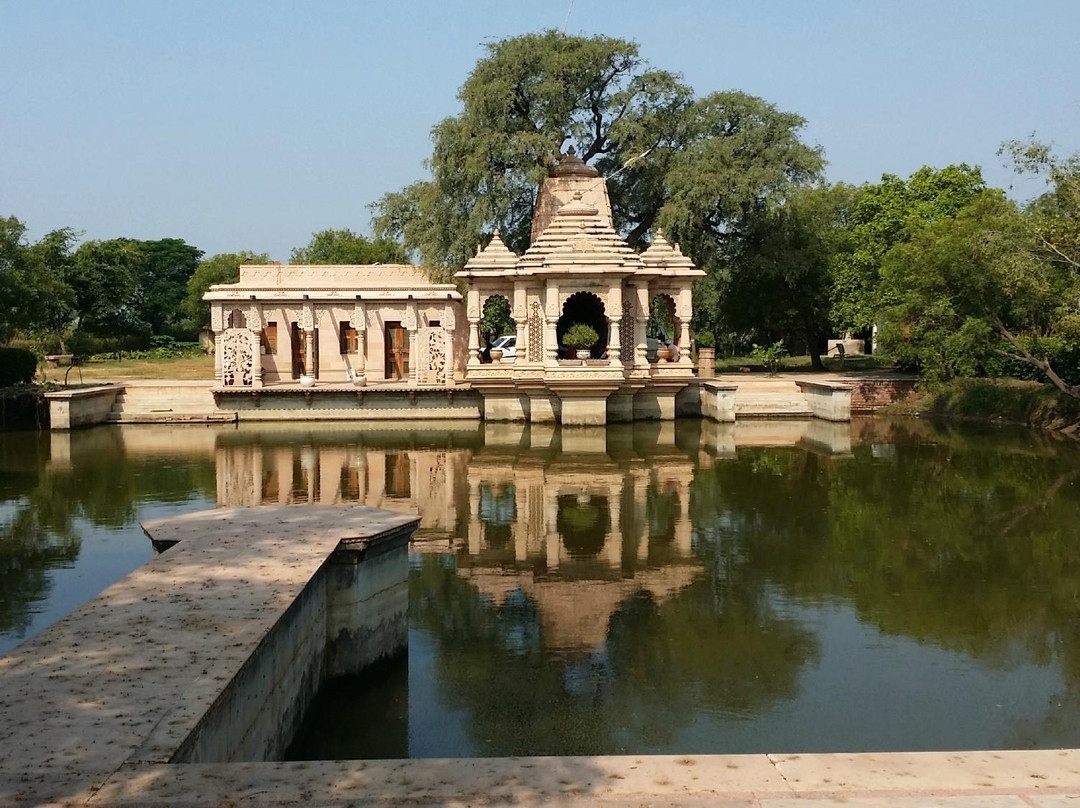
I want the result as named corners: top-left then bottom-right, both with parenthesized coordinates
top-left (248, 302), bottom-right (263, 388)
top-left (604, 490), bottom-right (622, 569)
top-left (677, 287), bottom-right (693, 368)
top-left (635, 284), bottom-right (650, 369)
top-left (351, 299), bottom-right (367, 385)
top-left (466, 288), bottom-right (481, 368)
top-left (468, 476), bottom-right (481, 555)
top-left (406, 299), bottom-right (418, 385)
top-left (513, 282), bottom-right (527, 361)
top-left (301, 299), bottom-right (315, 378)
top-left (544, 281), bottom-right (560, 366)
top-left (607, 285), bottom-right (622, 364)
top-left (211, 305), bottom-right (225, 384)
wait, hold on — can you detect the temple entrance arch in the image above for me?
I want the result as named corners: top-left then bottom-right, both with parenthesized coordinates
top-left (556, 291), bottom-right (607, 358)
top-left (480, 294), bottom-right (513, 351)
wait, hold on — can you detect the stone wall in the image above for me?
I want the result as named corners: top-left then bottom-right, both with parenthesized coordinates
top-left (848, 378), bottom-right (917, 412)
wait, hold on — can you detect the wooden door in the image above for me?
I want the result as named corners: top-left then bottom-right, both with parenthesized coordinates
top-left (384, 322), bottom-right (409, 380)
top-left (291, 324), bottom-right (319, 377)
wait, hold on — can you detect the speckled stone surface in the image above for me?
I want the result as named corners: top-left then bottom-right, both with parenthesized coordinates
top-left (0, 505), bottom-right (419, 806)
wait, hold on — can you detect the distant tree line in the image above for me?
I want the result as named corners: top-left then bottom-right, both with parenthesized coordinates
top-left (0, 225), bottom-right (403, 357)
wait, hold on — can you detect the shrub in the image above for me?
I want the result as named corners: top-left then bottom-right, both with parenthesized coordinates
top-left (0, 347), bottom-right (38, 387)
top-left (751, 340), bottom-right (787, 374)
top-left (563, 323), bottom-right (599, 350)
top-left (695, 330), bottom-right (715, 349)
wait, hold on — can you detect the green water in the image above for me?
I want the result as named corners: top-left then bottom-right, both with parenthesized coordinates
top-left (3, 419), bottom-right (1080, 756)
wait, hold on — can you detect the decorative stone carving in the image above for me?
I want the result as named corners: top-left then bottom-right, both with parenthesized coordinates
top-left (300, 304), bottom-right (314, 331)
top-left (210, 306), bottom-right (223, 331)
top-left (427, 327), bottom-right (447, 384)
top-left (221, 328), bottom-right (253, 387)
top-left (621, 298), bottom-right (634, 361)
top-left (405, 300), bottom-right (418, 331)
top-left (247, 304), bottom-right (263, 331)
top-left (528, 301), bottom-right (544, 362)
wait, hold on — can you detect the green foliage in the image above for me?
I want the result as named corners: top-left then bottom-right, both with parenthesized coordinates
top-left (68, 238), bottom-right (146, 341)
top-left (182, 251), bottom-right (270, 328)
top-left (373, 30), bottom-right (822, 271)
top-left (563, 323), bottom-right (599, 349)
top-left (831, 165), bottom-right (986, 333)
top-left (136, 238), bottom-right (203, 335)
top-left (712, 183), bottom-right (861, 369)
top-left (751, 340), bottom-right (786, 374)
top-left (479, 294), bottom-right (513, 343)
top-left (290, 229), bottom-right (407, 265)
top-left (694, 330), bottom-right (715, 348)
top-left (0, 347), bottom-right (38, 387)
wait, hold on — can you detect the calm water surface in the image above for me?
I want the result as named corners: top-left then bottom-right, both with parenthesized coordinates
top-left (2, 419), bottom-right (1080, 757)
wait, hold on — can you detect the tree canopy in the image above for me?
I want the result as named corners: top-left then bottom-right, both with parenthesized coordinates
top-left (182, 250), bottom-right (271, 329)
top-left (290, 229), bottom-right (407, 265)
top-left (373, 30), bottom-right (822, 272)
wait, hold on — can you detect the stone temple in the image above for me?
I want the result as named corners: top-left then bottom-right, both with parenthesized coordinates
top-left (205, 149), bottom-right (704, 425)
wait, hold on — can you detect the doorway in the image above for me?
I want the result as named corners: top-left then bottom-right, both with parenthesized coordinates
top-left (290, 323), bottom-right (319, 378)
top-left (384, 322), bottom-right (409, 380)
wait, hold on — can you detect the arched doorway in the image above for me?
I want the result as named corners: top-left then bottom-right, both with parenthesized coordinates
top-left (556, 291), bottom-right (607, 358)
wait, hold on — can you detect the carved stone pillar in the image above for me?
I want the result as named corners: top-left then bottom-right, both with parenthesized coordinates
top-left (466, 288), bottom-right (481, 368)
top-left (351, 299), bottom-right (367, 385)
top-left (211, 305), bottom-right (225, 384)
top-left (544, 281), bottom-right (560, 365)
top-left (677, 287), bottom-right (693, 367)
top-left (406, 299), bottom-right (418, 385)
top-left (607, 285), bottom-right (622, 364)
top-left (513, 283), bottom-right (527, 361)
top-left (635, 284), bottom-right (650, 368)
top-left (248, 302), bottom-right (263, 388)
top-left (301, 300), bottom-right (315, 378)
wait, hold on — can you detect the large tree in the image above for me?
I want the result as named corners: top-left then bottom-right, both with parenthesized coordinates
top-left (68, 239), bottom-right (146, 342)
top-left (182, 250), bottom-right (271, 329)
top-left (135, 238), bottom-right (203, 336)
top-left (712, 183), bottom-right (862, 368)
top-left (830, 164), bottom-right (986, 334)
top-left (372, 30), bottom-right (822, 278)
top-left (290, 229), bottom-right (406, 265)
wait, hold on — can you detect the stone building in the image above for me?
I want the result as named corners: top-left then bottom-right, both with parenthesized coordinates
top-left (204, 264), bottom-right (464, 387)
top-left (204, 149), bottom-right (705, 424)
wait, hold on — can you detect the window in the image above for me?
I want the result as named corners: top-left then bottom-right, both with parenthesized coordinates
top-left (428, 319), bottom-right (441, 328)
top-left (339, 322), bottom-right (358, 355)
top-left (262, 322), bottom-right (277, 354)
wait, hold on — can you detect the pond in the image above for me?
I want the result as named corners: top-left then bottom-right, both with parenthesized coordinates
top-left (2, 419), bottom-right (1080, 757)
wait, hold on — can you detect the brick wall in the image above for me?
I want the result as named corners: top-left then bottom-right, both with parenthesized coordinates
top-left (848, 378), bottom-right (917, 412)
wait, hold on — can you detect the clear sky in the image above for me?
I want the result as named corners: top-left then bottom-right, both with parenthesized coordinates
top-left (2, 0), bottom-right (1077, 261)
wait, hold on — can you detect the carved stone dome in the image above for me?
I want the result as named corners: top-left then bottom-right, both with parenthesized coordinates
top-left (553, 146), bottom-right (599, 178)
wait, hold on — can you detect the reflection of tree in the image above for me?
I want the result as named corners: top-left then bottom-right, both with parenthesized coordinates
top-left (690, 421), bottom-right (1080, 690)
top-left (409, 552), bottom-right (817, 756)
top-left (0, 429), bottom-right (217, 643)
top-left (0, 508), bottom-right (79, 635)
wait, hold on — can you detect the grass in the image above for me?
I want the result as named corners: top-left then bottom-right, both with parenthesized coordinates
top-left (39, 353), bottom-right (216, 384)
top-left (712, 353), bottom-right (894, 374)
top-left (882, 377), bottom-right (1080, 434)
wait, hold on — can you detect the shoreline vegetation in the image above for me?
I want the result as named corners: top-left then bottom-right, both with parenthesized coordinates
top-left (881, 378), bottom-right (1080, 436)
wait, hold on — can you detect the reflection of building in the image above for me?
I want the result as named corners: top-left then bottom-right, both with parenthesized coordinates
top-left (204, 150), bottom-right (704, 426)
top-left (215, 440), bottom-right (467, 542)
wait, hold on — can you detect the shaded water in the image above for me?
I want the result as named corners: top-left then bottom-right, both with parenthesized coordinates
top-left (2, 419), bottom-right (1080, 756)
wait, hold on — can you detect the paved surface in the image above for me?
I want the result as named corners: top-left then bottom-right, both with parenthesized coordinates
top-left (0, 505), bottom-right (419, 807)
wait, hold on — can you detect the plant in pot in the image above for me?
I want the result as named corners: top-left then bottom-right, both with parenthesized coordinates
top-left (695, 330), bottom-right (716, 378)
top-left (563, 323), bottom-right (599, 361)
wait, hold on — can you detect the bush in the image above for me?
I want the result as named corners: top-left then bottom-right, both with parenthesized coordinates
top-left (695, 330), bottom-right (715, 348)
top-left (751, 340), bottom-right (786, 374)
top-left (564, 323), bottom-right (599, 350)
top-left (0, 347), bottom-right (38, 387)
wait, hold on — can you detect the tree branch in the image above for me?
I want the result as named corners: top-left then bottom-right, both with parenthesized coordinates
top-left (993, 320), bottom-right (1080, 400)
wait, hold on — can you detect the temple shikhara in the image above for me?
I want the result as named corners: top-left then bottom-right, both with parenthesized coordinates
top-left (205, 149), bottom-right (704, 424)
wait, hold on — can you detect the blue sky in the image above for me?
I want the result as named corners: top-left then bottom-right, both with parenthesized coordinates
top-left (2, 1), bottom-right (1077, 261)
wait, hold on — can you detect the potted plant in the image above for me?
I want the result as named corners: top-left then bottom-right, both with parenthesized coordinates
top-left (695, 330), bottom-right (715, 378)
top-left (563, 323), bottom-right (599, 361)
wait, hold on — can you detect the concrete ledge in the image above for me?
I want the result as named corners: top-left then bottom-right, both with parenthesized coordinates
top-left (43, 384), bottom-right (122, 429)
top-left (796, 380), bottom-right (852, 422)
top-left (0, 505), bottom-right (419, 803)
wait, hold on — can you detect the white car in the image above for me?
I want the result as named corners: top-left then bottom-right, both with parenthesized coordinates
top-left (490, 334), bottom-right (517, 361)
